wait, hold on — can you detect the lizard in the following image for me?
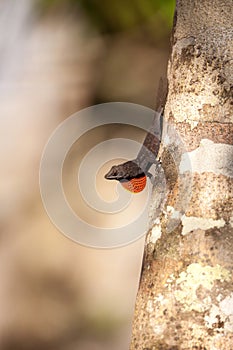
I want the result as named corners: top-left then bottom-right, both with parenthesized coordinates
top-left (104, 78), bottom-right (168, 193)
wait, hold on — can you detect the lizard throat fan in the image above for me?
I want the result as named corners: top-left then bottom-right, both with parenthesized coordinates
top-left (120, 175), bottom-right (147, 193)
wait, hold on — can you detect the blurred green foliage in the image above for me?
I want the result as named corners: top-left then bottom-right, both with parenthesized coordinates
top-left (78, 0), bottom-right (175, 33)
top-left (38, 0), bottom-right (175, 40)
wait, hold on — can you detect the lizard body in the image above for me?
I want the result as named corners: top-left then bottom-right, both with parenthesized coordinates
top-left (105, 79), bottom-right (167, 193)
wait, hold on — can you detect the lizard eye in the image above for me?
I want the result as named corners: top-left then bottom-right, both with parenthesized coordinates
top-left (111, 167), bottom-right (118, 176)
top-left (104, 166), bottom-right (119, 179)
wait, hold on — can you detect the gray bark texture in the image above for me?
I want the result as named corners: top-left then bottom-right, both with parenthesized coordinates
top-left (130, 0), bottom-right (233, 349)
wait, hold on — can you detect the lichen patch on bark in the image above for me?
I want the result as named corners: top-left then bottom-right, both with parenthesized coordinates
top-left (173, 263), bottom-right (231, 312)
top-left (180, 140), bottom-right (233, 177)
top-left (149, 224), bottom-right (162, 244)
top-left (205, 293), bottom-right (233, 332)
top-left (181, 216), bottom-right (225, 236)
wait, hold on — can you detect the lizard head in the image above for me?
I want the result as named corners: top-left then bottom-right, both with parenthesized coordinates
top-left (104, 164), bottom-right (125, 180)
top-left (104, 161), bottom-right (146, 193)
top-left (105, 160), bottom-right (144, 180)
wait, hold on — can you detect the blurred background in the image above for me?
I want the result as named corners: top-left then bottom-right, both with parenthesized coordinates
top-left (0, 0), bottom-right (175, 349)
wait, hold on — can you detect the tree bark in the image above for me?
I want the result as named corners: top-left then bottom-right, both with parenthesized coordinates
top-left (130, 1), bottom-right (233, 349)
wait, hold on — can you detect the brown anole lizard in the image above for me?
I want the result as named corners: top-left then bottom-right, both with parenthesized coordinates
top-left (105, 78), bottom-right (167, 193)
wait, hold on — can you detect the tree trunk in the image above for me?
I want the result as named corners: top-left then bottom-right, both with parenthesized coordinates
top-left (130, 1), bottom-right (233, 349)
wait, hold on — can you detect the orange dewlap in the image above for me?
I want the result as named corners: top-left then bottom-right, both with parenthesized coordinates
top-left (120, 175), bottom-right (147, 193)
